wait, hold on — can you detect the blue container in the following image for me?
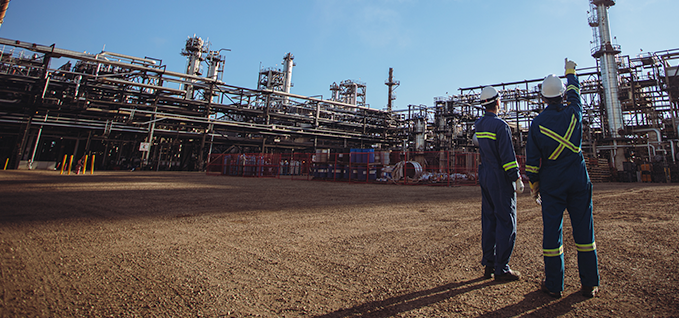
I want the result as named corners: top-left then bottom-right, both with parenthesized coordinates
top-left (354, 166), bottom-right (377, 181)
top-left (357, 167), bottom-right (367, 181)
top-left (351, 168), bottom-right (358, 180)
top-left (335, 165), bottom-right (347, 179)
top-left (350, 148), bottom-right (375, 163)
top-left (350, 148), bottom-right (361, 163)
top-left (369, 168), bottom-right (377, 180)
top-left (328, 164), bottom-right (335, 179)
top-left (319, 164), bottom-right (328, 178)
top-left (366, 149), bottom-right (375, 163)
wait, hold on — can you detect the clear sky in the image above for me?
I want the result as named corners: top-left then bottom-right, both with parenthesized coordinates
top-left (1, 0), bottom-right (677, 111)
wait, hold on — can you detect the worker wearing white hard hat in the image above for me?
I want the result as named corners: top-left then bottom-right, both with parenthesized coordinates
top-left (474, 85), bottom-right (523, 282)
top-left (541, 74), bottom-right (566, 99)
top-left (525, 59), bottom-right (600, 298)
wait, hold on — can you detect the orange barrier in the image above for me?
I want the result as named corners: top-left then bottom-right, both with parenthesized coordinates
top-left (60, 154), bottom-right (67, 174)
top-left (67, 155), bottom-right (74, 175)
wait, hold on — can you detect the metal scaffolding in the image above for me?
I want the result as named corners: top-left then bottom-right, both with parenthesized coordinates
top-left (0, 37), bottom-right (403, 171)
top-left (430, 49), bottom-right (679, 179)
top-left (0, 32), bottom-right (677, 182)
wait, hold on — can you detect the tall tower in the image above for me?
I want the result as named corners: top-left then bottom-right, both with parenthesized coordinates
top-left (589, 0), bottom-right (623, 137)
top-left (181, 35), bottom-right (208, 99)
top-left (282, 53), bottom-right (295, 94)
top-left (385, 68), bottom-right (400, 112)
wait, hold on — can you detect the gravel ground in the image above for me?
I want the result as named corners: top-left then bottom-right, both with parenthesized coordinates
top-left (0, 170), bottom-right (678, 317)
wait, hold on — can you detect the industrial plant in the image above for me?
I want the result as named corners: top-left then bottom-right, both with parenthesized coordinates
top-left (0, 0), bottom-right (677, 184)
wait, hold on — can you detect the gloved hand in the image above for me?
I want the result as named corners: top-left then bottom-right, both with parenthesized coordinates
top-left (565, 58), bottom-right (577, 75)
top-left (514, 178), bottom-right (524, 194)
top-left (529, 181), bottom-right (541, 205)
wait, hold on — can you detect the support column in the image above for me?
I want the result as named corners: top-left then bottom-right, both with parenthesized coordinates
top-left (13, 51), bottom-right (52, 169)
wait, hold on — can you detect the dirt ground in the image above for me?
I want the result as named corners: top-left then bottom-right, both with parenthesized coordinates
top-left (0, 171), bottom-right (677, 317)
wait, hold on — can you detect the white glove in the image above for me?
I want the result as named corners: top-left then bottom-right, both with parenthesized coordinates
top-left (530, 181), bottom-right (541, 205)
top-left (514, 178), bottom-right (524, 194)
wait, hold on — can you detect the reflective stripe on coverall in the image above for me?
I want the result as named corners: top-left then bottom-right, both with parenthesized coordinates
top-left (525, 73), bottom-right (600, 293)
top-left (475, 112), bottom-right (520, 275)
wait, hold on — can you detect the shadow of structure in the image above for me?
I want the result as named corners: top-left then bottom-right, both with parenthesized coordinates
top-left (315, 277), bottom-right (493, 318)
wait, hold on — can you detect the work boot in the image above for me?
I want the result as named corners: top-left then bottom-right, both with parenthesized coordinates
top-left (494, 269), bottom-right (521, 282)
top-left (483, 266), bottom-right (494, 279)
top-left (541, 281), bottom-right (562, 298)
top-left (581, 286), bottom-right (599, 298)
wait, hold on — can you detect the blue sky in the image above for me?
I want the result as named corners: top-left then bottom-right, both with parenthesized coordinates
top-left (1, 0), bottom-right (677, 111)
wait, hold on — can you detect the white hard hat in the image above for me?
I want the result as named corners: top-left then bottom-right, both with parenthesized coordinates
top-left (541, 74), bottom-right (566, 98)
top-left (479, 86), bottom-right (500, 105)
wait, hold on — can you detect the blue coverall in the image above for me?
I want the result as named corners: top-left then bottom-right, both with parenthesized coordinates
top-left (475, 111), bottom-right (520, 275)
top-left (525, 73), bottom-right (600, 293)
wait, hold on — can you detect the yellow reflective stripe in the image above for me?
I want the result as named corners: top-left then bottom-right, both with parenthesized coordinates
top-left (566, 84), bottom-right (579, 94)
top-left (526, 165), bottom-right (539, 174)
top-left (539, 114), bottom-right (580, 160)
top-left (576, 242), bottom-right (596, 252)
top-left (476, 132), bottom-right (496, 140)
top-left (546, 115), bottom-right (577, 159)
top-left (548, 145), bottom-right (565, 160)
top-left (540, 126), bottom-right (574, 150)
top-left (540, 125), bottom-right (577, 158)
top-left (503, 161), bottom-right (518, 171)
top-left (543, 246), bottom-right (564, 257)
top-left (565, 69), bottom-right (576, 76)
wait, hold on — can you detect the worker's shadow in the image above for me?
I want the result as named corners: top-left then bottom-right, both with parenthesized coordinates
top-left (476, 290), bottom-right (588, 318)
top-left (314, 277), bottom-right (493, 318)
top-left (479, 290), bottom-right (587, 318)
top-left (315, 278), bottom-right (589, 318)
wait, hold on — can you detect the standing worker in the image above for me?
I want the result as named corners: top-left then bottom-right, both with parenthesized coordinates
top-left (525, 59), bottom-right (600, 298)
top-left (474, 86), bottom-right (524, 282)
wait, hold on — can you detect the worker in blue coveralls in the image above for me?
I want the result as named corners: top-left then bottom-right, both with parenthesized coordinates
top-left (474, 86), bottom-right (524, 282)
top-left (525, 59), bottom-right (600, 298)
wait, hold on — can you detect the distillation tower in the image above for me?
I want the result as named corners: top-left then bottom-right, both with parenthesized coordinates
top-left (385, 67), bottom-right (399, 112)
top-left (589, 0), bottom-right (623, 139)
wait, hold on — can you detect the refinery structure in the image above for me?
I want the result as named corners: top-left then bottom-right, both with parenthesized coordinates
top-left (0, 0), bottom-right (677, 182)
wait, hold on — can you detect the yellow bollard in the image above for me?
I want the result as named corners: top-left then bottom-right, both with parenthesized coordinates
top-left (82, 155), bottom-right (88, 175)
top-left (91, 154), bottom-right (95, 174)
top-left (60, 154), bottom-right (67, 175)
top-left (3, 158), bottom-right (8, 170)
top-left (68, 155), bottom-right (74, 175)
